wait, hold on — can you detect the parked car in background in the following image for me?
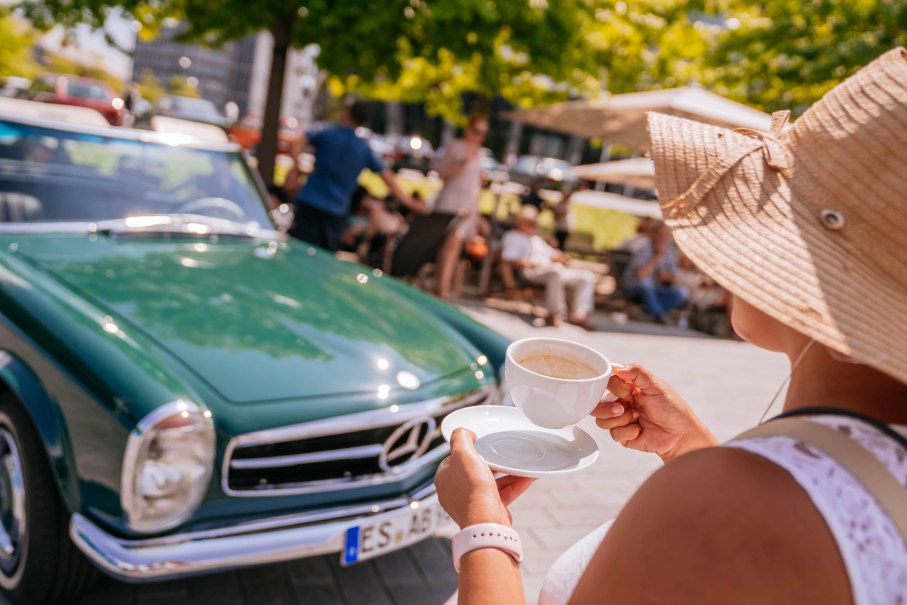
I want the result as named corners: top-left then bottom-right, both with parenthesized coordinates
top-left (355, 126), bottom-right (397, 166)
top-left (23, 74), bottom-right (124, 126)
top-left (511, 154), bottom-right (578, 187)
top-left (228, 113), bottom-right (303, 154)
top-left (480, 148), bottom-right (511, 184)
top-left (153, 95), bottom-right (230, 130)
top-left (385, 133), bottom-right (435, 173)
top-left (0, 101), bottom-right (509, 604)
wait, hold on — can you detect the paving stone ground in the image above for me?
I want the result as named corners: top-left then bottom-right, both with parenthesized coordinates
top-left (70, 536), bottom-right (458, 605)
top-left (26, 304), bottom-right (788, 605)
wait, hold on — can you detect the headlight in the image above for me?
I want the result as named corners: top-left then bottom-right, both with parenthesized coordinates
top-left (121, 400), bottom-right (215, 533)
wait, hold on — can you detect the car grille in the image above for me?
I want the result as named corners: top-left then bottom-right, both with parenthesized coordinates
top-left (222, 386), bottom-right (494, 497)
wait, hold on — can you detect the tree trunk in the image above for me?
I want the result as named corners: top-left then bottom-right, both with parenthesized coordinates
top-left (258, 11), bottom-right (296, 186)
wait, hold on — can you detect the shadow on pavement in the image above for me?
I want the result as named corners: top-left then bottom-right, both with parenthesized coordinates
top-left (77, 538), bottom-right (457, 605)
top-left (461, 298), bottom-right (718, 340)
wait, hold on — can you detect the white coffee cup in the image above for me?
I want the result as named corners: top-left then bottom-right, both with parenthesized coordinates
top-left (504, 337), bottom-right (612, 429)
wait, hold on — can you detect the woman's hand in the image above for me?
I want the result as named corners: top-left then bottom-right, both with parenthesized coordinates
top-left (591, 364), bottom-right (717, 463)
top-left (435, 428), bottom-right (535, 528)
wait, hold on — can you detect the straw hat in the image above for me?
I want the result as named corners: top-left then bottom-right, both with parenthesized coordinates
top-left (516, 205), bottom-right (540, 223)
top-left (646, 47), bottom-right (907, 385)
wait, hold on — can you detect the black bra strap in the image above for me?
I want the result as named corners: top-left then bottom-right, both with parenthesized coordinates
top-left (772, 406), bottom-right (907, 451)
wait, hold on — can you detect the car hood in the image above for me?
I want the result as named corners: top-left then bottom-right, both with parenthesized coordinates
top-left (11, 233), bottom-right (484, 404)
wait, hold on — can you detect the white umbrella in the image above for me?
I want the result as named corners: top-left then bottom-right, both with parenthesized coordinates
top-left (571, 157), bottom-right (655, 190)
top-left (502, 86), bottom-right (771, 151)
top-left (570, 190), bottom-right (662, 219)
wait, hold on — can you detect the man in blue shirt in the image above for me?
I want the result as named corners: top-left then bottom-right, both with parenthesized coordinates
top-left (286, 99), bottom-right (426, 251)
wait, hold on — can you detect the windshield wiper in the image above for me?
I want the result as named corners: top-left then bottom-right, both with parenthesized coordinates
top-left (94, 214), bottom-right (264, 239)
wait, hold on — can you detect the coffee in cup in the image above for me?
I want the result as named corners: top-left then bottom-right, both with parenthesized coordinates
top-left (516, 354), bottom-right (599, 380)
top-left (505, 337), bottom-right (612, 429)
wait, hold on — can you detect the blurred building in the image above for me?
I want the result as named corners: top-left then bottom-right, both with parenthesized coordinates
top-left (132, 23), bottom-right (255, 112)
top-left (132, 24), bottom-right (319, 122)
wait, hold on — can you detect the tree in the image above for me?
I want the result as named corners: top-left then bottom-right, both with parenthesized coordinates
top-left (318, 0), bottom-right (597, 123)
top-left (564, 0), bottom-right (907, 115)
top-left (19, 0), bottom-right (896, 177)
top-left (137, 68), bottom-right (166, 103)
top-left (18, 0), bottom-right (593, 183)
top-left (0, 15), bottom-right (40, 79)
top-left (705, 0), bottom-right (907, 113)
top-left (44, 52), bottom-right (123, 90)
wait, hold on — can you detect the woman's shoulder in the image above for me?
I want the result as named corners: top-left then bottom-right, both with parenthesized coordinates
top-left (567, 447), bottom-right (850, 605)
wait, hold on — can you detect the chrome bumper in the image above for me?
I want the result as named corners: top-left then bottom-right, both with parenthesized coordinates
top-left (70, 484), bottom-right (446, 581)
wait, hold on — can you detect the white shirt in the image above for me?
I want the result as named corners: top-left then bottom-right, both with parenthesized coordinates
top-left (501, 231), bottom-right (556, 266)
top-left (539, 415), bottom-right (907, 605)
top-left (433, 139), bottom-right (482, 214)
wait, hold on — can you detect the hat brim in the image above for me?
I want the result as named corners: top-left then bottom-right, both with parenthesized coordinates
top-left (647, 111), bottom-right (907, 386)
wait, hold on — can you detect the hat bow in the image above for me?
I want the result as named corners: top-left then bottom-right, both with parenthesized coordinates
top-left (662, 110), bottom-right (793, 218)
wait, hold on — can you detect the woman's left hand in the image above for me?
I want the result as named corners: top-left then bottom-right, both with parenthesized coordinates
top-left (435, 428), bottom-right (535, 528)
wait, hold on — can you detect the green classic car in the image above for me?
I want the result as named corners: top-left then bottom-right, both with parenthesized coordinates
top-left (0, 105), bottom-right (509, 603)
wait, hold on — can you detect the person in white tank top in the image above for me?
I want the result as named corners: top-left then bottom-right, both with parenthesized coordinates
top-left (433, 116), bottom-right (488, 300)
top-left (434, 48), bottom-right (907, 605)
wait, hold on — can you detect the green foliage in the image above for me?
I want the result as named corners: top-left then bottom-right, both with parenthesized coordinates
top-left (578, 0), bottom-right (714, 93)
top-left (0, 16), bottom-right (40, 79)
top-left (168, 74), bottom-right (200, 97)
top-left (137, 68), bottom-right (166, 103)
top-left (44, 53), bottom-right (123, 90)
top-left (706, 0), bottom-right (907, 113)
top-left (14, 0), bottom-right (907, 119)
top-left (319, 0), bottom-right (597, 123)
top-left (17, 0), bottom-right (595, 123)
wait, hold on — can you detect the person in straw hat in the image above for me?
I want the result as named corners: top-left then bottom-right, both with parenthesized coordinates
top-left (435, 48), bottom-right (907, 604)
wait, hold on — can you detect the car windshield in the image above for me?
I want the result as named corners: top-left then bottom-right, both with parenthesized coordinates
top-left (0, 119), bottom-right (273, 226)
top-left (67, 82), bottom-right (110, 101)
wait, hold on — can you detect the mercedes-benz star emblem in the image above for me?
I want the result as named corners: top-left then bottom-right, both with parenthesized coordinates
top-left (379, 416), bottom-right (436, 473)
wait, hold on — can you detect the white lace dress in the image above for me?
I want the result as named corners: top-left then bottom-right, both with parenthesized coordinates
top-left (538, 416), bottom-right (907, 605)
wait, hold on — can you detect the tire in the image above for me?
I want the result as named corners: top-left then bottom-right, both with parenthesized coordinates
top-left (0, 394), bottom-right (97, 604)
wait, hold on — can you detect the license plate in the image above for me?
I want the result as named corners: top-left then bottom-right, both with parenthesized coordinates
top-left (341, 498), bottom-right (450, 566)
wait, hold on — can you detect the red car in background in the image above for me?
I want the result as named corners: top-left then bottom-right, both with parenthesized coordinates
top-left (228, 113), bottom-right (302, 154)
top-left (25, 74), bottom-right (124, 126)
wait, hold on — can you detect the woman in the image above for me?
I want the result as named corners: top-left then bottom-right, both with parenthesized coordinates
top-left (435, 48), bottom-right (907, 604)
top-left (433, 116), bottom-right (489, 299)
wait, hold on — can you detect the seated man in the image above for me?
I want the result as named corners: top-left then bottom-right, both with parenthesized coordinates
top-left (501, 205), bottom-right (596, 327)
top-left (341, 186), bottom-right (406, 268)
top-left (619, 221), bottom-right (689, 324)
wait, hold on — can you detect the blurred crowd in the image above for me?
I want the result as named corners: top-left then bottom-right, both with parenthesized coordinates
top-left (4, 72), bottom-right (731, 336)
top-left (275, 98), bottom-right (730, 336)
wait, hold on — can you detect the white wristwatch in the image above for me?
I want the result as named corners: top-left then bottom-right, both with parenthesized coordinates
top-left (451, 523), bottom-right (523, 572)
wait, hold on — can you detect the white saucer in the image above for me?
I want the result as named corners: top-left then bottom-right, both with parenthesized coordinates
top-left (441, 406), bottom-right (599, 478)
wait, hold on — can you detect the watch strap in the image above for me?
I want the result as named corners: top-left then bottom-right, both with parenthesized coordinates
top-left (451, 523), bottom-right (523, 572)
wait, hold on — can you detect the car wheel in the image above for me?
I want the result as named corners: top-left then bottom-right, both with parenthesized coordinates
top-left (0, 394), bottom-right (97, 604)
